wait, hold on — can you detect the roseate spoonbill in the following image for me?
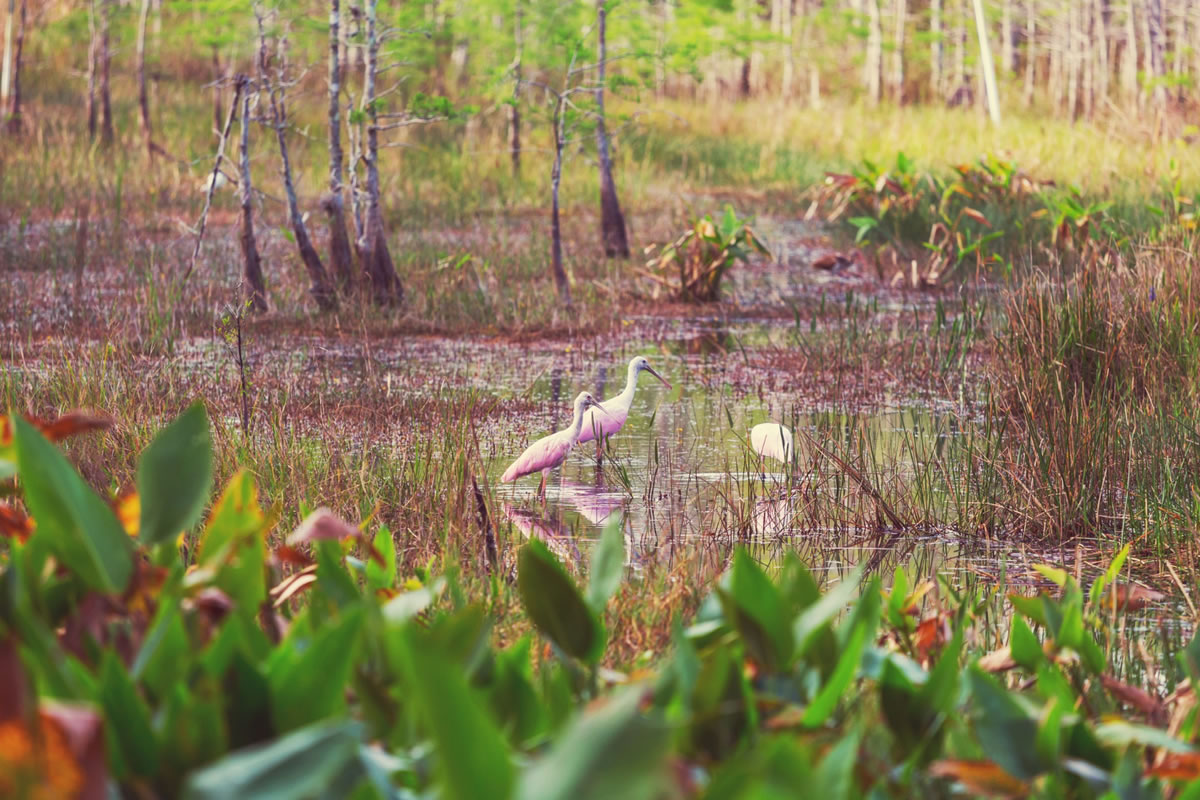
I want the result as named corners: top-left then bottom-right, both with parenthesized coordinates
top-left (578, 356), bottom-right (671, 462)
top-left (501, 392), bottom-right (608, 500)
top-left (750, 422), bottom-right (794, 465)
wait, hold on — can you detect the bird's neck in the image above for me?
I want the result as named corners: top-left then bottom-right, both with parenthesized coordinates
top-left (569, 404), bottom-right (587, 439)
top-left (619, 366), bottom-right (640, 401)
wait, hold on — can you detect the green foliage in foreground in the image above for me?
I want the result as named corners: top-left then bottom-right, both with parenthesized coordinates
top-left (2, 407), bottom-right (1200, 798)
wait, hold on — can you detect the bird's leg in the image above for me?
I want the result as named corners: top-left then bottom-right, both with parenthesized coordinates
top-left (596, 436), bottom-right (603, 466)
top-left (537, 472), bottom-right (547, 502)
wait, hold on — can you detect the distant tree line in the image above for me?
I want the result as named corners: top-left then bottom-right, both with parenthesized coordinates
top-left (1, 1), bottom-right (1198, 312)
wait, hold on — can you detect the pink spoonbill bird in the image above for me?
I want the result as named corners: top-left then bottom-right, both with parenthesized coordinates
top-left (577, 356), bottom-right (671, 462)
top-left (501, 392), bottom-right (608, 500)
top-left (750, 422), bottom-right (794, 465)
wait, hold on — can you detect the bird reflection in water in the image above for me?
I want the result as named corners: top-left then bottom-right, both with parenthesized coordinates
top-left (502, 502), bottom-right (581, 563)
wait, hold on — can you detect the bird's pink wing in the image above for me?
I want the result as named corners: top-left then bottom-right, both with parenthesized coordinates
top-left (501, 433), bottom-right (571, 482)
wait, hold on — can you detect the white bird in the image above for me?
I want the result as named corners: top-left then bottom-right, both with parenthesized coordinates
top-left (501, 392), bottom-right (608, 501)
top-left (750, 422), bottom-right (794, 465)
top-left (577, 356), bottom-right (671, 462)
top-left (197, 170), bottom-right (234, 194)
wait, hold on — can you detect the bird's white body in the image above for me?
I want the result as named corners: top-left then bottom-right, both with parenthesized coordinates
top-left (578, 357), bottom-right (670, 446)
top-left (501, 392), bottom-right (604, 499)
top-left (750, 422), bottom-right (794, 464)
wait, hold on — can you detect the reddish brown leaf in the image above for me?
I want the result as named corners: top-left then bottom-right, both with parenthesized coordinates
top-left (31, 410), bottom-right (115, 442)
top-left (1147, 752), bottom-right (1200, 781)
top-left (929, 760), bottom-right (1028, 797)
top-left (0, 504), bottom-right (34, 542)
top-left (40, 700), bottom-right (109, 800)
top-left (812, 252), bottom-right (853, 271)
top-left (286, 508), bottom-right (360, 545)
top-left (0, 636), bottom-right (31, 723)
top-left (962, 207), bottom-right (991, 226)
top-left (275, 545), bottom-right (315, 567)
top-left (1102, 674), bottom-right (1166, 722)
top-left (914, 613), bottom-right (950, 663)
top-left (1105, 583), bottom-right (1168, 612)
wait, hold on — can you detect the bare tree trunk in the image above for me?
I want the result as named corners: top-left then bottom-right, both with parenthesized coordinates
top-left (1024, 0), bottom-right (1036, 106)
top-left (137, 0), bottom-right (155, 156)
top-left (972, 0), bottom-right (1001, 123)
top-left (237, 77), bottom-right (267, 313)
top-left (325, 0), bottom-right (355, 293)
top-left (212, 47), bottom-right (224, 133)
top-left (931, 0), bottom-right (943, 98)
top-left (260, 24), bottom-right (338, 312)
top-left (1067, 0), bottom-right (1080, 119)
top-left (1001, 0), bottom-right (1015, 75)
top-left (359, 0), bottom-right (402, 305)
top-left (183, 79), bottom-right (242, 286)
top-left (1095, 0), bottom-right (1110, 112)
top-left (99, 0), bottom-right (113, 145)
top-left (1171, 0), bottom-right (1185, 102)
top-left (87, 0), bottom-right (97, 138)
top-left (595, 0), bottom-right (629, 259)
top-left (0, 0), bottom-right (12, 111)
top-left (4, 0), bottom-right (23, 133)
top-left (891, 0), bottom-right (907, 103)
top-left (953, 0), bottom-right (966, 93)
top-left (781, 0), bottom-right (794, 97)
top-left (509, 0), bottom-right (522, 178)
top-left (1147, 0), bottom-right (1166, 105)
top-left (865, 0), bottom-right (883, 104)
top-left (549, 95), bottom-right (571, 307)
top-left (1122, 1), bottom-right (1137, 103)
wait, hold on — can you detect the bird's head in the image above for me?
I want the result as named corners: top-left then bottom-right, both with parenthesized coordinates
top-left (575, 391), bottom-right (605, 416)
top-left (631, 356), bottom-right (672, 389)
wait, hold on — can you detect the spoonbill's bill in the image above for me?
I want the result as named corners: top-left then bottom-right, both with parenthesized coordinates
top-left (578, 356), bottom-right (671, 462)
top-left (750, 422), bottom-right (794, 464)
top-left (501, 392), bottom-right (608, 500)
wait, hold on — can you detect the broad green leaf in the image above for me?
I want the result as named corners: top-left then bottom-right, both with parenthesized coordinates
top-left (1094, 720), bottom-right (1195, 754)
top-left (920, 629), bottom-right (963, 714)
top-left (803, 618), bottom-right (868, 727)
top-left (811, 729), bottom-right (860, 798)
top-left (518, 539), bottom-right (604, 664)
top-left (1088, 543), bottom-right (1131, 608)
top-left (12, 416), bottom-right (132, 593)
top-left (365, 525), bottom-right (397, 593)
top-left (717, 550), bottom-right (793, 671)
top-left (99, 651), bottom-right (159, 779)
top-left (395, 627), bottom-right (515, 800)
top-left (966, 667), bottom-right (1048, 781)
top-left (269, 608), bottom-right (365, 733)
top-left (518, 688), bottom-right (671, 800)
top-left (195, 470), bottom-right (267, 612)
top-left (793, 566), bottom-right (863, 656)
top-left (137, 403), bottom-right (213, 547)
top-left (183, 720), bottom-right (364, 800)
top-left (1010, 615), bottom-right (1044, 670)
top-left (489, 637), bottom-right (548, 746)
top-left (586, 521), bottom-right (625, 613)
top-left (160, 681), bottom-right (229, 779)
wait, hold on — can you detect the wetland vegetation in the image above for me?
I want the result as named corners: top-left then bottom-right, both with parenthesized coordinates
top-left (4, 0), bottom-right (1200, 797)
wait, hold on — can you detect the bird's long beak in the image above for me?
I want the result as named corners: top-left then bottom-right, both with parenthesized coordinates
top-left (646, 365), bottom-right (672, 389)
top-left (590, 402), bottom-right (614, 419)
